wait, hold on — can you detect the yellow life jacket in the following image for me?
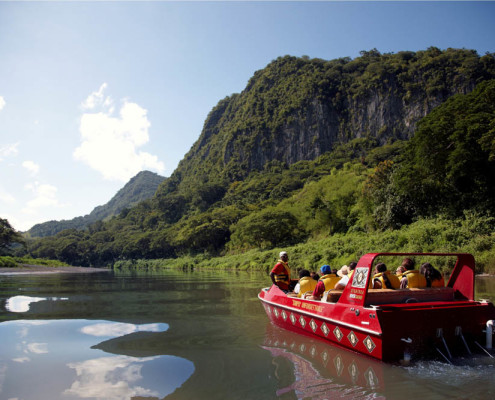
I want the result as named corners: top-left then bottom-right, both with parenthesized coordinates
top-left (403, 270), bottom-right (427, 288)
top-left (298, 276), bottom-right (318, 298)
top-left (373, 271), bottom-right (400, 289)
top-left (273, 260), bottom-right (291, 288)
top-left (320, 274), bottom-right (340, 291)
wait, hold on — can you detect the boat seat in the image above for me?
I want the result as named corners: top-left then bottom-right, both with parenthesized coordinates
top-left (365, 287), bottom-right (455, 305)
top-left (323, 287), bottom-right (455, 305)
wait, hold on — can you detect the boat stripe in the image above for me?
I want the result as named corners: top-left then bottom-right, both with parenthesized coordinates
top-left (259, 294), bottom-right (382, 336)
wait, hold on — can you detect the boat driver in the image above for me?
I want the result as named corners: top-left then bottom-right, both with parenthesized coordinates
top-left (270, 251), bottom-right (291, 293)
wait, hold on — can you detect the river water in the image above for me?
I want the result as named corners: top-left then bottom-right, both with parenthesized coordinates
top-left (0, 269), bottom-right (494, 400)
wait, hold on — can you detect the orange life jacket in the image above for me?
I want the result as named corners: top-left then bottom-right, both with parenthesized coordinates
top-left (273, 260), bottom-right (291, 288)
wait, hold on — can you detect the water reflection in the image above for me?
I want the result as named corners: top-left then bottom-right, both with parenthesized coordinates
top-left (0, 319), bottom-right (194, 400)
top-left (5, 295), bottom-right (68, 312)
top-left (65, 355), bottom-right (161, 399)
top-left (262, 323), bottom-right (386, 399)
top-left (81, 322), bottom-right (166, 337)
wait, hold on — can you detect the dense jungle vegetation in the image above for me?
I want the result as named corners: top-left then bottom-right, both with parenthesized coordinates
top-left (5, 48), bottom-right (495, 273)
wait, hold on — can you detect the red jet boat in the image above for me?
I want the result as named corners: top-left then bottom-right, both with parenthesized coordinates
top-left (259, 252), bottom-right (495, 362)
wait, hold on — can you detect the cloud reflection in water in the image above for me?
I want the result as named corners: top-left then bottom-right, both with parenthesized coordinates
top-left (5, 295), bottom-right (68, 312)
top-left (81, 321), bottom-right (166, 337)
top-left (0, 319), bottom-right (194, 400)
top-left (64, 355), bottom-right (160, 400)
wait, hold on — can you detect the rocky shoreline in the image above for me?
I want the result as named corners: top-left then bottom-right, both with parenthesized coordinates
top-left (0, 264), bottom-right (111, 275)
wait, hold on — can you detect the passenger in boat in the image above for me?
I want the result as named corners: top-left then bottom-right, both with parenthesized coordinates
top-left (334, 262), bottom-right (357, 290)
top-left (270, 251), bottom-right (291, 293)
top-left (310, 271), bottom-right (320, 281)
top-left (399, 258), bottom-right (427, 289)
top-left (420, 262), bottom-right (445, 287)
top-left (373, 263), bottom-right (400, 289)
top-left (294, 269), bottom-right (318, 298)
top-left (308, 264), bottom-right (338, 300)
top-left (395, 265), bottom-right (406, 276)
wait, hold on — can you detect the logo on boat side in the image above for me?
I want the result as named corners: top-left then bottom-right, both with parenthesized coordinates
top-left (333, 326), bottom-right (343, 341)
top-left (348, 331), bottom-right (359, 347)
top-left (321, 322), bottom-right (330, 337)
top-left (352, 267), bottom-right (369, 288)
top-left (363, 336), bottom-right (376, 353)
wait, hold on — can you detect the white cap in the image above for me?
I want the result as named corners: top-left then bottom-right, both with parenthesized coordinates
top-left (279, 251), bottom-right (288, 258)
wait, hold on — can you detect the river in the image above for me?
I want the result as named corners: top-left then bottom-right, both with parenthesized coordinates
top-left (0, 269), bottom-right (494, 400)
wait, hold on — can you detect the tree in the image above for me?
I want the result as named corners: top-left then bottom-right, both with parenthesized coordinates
top-left (230, 209), bottom-right (306, 249)
top-left (0, 218), bottom-right (25, 255)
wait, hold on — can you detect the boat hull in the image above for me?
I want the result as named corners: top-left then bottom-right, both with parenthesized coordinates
top-left (259, 285), bottom-right (495, 361)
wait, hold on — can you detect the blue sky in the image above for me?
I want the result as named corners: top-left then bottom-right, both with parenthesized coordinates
top-left (1, 1), bottom-right (494, 231)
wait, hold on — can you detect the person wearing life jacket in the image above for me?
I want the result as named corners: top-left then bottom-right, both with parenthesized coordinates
top-left (320, 265), bottom-right (340, 291)
top-left (294, 269), bottom-right (318, 298)
top-left (309, 264), bottom-right (335, 300)
top-left (373, 262), bottom-right (400, 289)
top-left (270, 251), bottom-right (291, 292)
top-left (420, 262), bottom-right (445, 288)
top-left (400, 258), bottom-right (427, 289)
top-left (334, 262), bottom-right (357, 290)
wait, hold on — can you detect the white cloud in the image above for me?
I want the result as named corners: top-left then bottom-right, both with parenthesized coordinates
top-left (22, 160), bottom-right (40, 176)
top-left (74, 85), bottom-right (164, 182)
top-left (0, 187), bottom-right (15, 204)
top-left (0, 95), bottom-right (5, 111)
top-left (0, 142), bottom-right (19, 161)
top-left (13, 357), bottom-right (31, 363)
top-left (22, 182), bottom-right (64, 215)
top-left (26, 342), bottom-right (48, 354)
top-left (81, 83), bottom-right (112, 111)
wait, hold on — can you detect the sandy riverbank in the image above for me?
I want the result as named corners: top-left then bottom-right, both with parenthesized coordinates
top-left (0, 264), bottom-right (111, 275)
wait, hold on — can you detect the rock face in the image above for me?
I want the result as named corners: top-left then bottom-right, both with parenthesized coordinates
top-left (175, 49), bottom-right (494, 184)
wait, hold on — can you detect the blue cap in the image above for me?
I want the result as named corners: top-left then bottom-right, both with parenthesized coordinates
top-left (320, 264), bottom-right (331, 274)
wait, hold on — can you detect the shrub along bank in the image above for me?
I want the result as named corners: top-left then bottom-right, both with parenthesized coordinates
top-left (113, 212), bottom-right (495, 275)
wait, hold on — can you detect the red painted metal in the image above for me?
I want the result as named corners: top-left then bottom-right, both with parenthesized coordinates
top-left (259, 252), bottom-right (495, 362)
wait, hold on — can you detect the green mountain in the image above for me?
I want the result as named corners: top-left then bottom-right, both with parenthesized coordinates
top-left (23, 48), bottom-right (495, 267)
top-left (27, 171), bottom-right (165, 238)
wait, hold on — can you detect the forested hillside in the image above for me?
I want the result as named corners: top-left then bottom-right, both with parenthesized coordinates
top-left (27, 171), bottom-right (165, 238)
top-left (20, 48), bottom-right (495, 270)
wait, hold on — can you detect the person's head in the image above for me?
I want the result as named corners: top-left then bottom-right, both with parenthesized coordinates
top-left (420, 262), bottom-right (432, 275)
top-left (311, 272), bottom-right (320, 281)
top-left (420, 262), bottom-right (442, 279)
top-left (299, 269), bottom-right (310, 279)
top-left (320, 264), bottom-right (331, 275)
top-left (401, 258), bottom-right (415, 271)
top-left (396, 265), bottom-right (406, 275)
top-left (337, 265), bottom-right (348, 277)
top-left (348, 262), bottom-right (357, 271)
top-left (375, 262), bottom-right (387, 273)
top-left (279, 251), bottom-right (288, 261)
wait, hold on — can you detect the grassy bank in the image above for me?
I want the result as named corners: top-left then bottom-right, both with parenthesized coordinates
top-left (113, 214), bottom-right (495, 275)
top-left (0, 256), bottom-right (69, 268)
